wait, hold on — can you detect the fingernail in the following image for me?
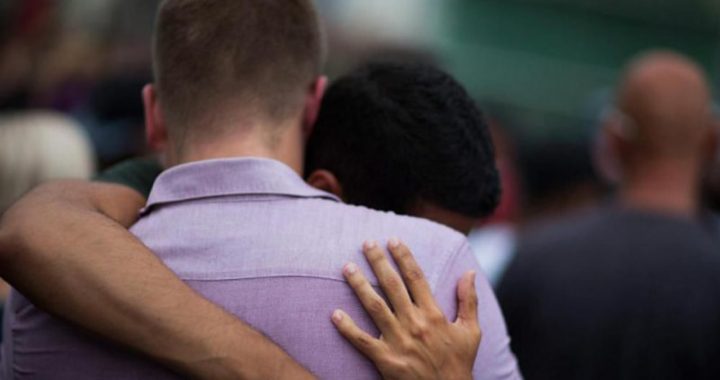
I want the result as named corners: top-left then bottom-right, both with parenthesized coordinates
top-left (344, 263), bottom-right (358, 275)
top-left (364, 240), bottom-right (377, 250)
top-left (332, 310), bottom-right (344, 323)
top-left (470, 271), bottom-right (477, 286)
top-left (388, 237), bottom-right (400, 249)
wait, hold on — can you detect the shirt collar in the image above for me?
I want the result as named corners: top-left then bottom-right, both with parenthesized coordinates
top-left (144, 158), bottom-right (340, 212)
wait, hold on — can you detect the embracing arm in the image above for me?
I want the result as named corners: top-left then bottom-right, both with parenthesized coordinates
top-left (0, 178), bottom-right (488, 379)
top-left (0, 180), bottom-right (314, 380)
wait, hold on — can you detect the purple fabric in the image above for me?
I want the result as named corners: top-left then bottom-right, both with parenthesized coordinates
top-left (1, 158), bottom-right (520, 379)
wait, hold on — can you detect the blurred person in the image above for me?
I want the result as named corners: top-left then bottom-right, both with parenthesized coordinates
top-left (0, 112), bottom-right (95, 210)
top-left (0, 1), bottom-right (518, 380)
top-left (497, 51), bottom-right (720, 379)
top-left (0, 0), bottom-right (100, 113)
top-left (0, 0), bottom-right (56, 111)
top-left (0, 112), bottom-right (94, 341)
top-left (518, 138), bottom-right (604, 223)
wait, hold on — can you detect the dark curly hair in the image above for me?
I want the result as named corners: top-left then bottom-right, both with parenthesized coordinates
top-left (306, 62), bottom-right (500, 218)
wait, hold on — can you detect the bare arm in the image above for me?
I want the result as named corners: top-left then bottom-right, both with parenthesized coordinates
top-left (0, 180), bottom-right (483, 379)
top-left (0, 180), bottom-right (314, 380)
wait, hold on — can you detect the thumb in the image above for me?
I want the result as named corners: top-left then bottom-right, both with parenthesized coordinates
top-left (455, 271), bottom-right (479, 327)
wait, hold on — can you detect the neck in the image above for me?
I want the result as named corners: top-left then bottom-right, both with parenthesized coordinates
top-left (619, 162), bottom-right (700, 218)
top-left (169, 122), bottom-right (305, 175)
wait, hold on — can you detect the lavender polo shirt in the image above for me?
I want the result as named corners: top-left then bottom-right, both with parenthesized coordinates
top-left (1, 158), bottom-right (520, 379)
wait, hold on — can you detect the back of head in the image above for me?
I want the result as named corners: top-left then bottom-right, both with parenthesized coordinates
top-left (154, 0), bottom-right (323, 143)
top-left (615, 51), bottom-right (713, 163)
top-left (0, 113), bottom-right (95, 212)
top-left (305, 62), bottom-right (500, 219)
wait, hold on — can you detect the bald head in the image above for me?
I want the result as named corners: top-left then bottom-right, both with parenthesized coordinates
top-left (615, 51), bottom-right (713, 160)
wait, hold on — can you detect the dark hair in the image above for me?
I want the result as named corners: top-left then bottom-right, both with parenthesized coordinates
top-left (306, 62), bottom-right (500, 218)
top-left (154, 0), bottom-right (323, 140)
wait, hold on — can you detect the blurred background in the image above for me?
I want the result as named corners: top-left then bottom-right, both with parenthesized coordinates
top-left (0, 0), bottom-right (718, 282)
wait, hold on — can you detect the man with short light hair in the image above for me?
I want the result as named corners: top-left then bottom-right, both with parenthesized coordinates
top-left (1, 1), bottom-right (519, 379)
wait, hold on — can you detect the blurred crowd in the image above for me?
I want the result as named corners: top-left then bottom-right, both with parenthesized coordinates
top-left (0, 0), bottom-right (719, 379)
top-left (0, 0), bottom-right (156, 169)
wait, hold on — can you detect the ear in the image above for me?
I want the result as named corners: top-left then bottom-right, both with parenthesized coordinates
top-left (596, 115), bottom-right (626, 184)
top-left (143, 84), bottom-right (169, 152)
top-left (306, 169), bottom-right (343, 199)
top-left (302, 76), bottom-right (328, 139)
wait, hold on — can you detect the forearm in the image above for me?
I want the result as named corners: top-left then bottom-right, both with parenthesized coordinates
top-left (0, 181), bottom-right (313, 379)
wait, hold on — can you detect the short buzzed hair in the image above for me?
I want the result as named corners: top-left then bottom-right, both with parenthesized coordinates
top-left (617, 51), bottom-right (711, 159)
top-left (154, 0), bottom-right (324, 141)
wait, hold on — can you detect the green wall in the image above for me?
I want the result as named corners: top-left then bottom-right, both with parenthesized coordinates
top-left (438, 0), bottom-right (720, 138)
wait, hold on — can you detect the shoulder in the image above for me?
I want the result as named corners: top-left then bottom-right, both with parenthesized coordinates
top-left (309, 200), bottom-right (470, 285)
top-left (328, 201), bottom-right (467, 247)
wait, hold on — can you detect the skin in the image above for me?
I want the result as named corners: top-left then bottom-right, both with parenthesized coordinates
top-left (0, 77), bottom-right (482, 378)
top-left (602, 51), bottom-right (718, 217)
top-left (0, 180), bottom-right (482, 379)
top-left (334, 240), bottom-right (480, 380)
top-left (0, 279), bottom-right (8, 302)
top-left (0, 181), bottom-right (310, 379)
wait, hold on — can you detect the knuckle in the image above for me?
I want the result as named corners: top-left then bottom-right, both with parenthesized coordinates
top-left (405, 268), bottom-right (424, 283)
top-left (427, 308), bottom-right (446, 324)
top-left (409, 321), bottom-right (431, 341)
top-left (355, 333), bottom-right (375, 348)
top-left (470, 324), bottom-right (483, 342)
top-left (394, 359), bottom-right (413, 375)
top-left (469, 292), bottom-right (479, 307)
top-left (382, 356), bottom-right (412, 374)
top-left (367, 297), bottom-right (387, 314)
top-left (398, 338), bottom-right (416, 353)
top-left (383, 275), bottom-right (402, 291)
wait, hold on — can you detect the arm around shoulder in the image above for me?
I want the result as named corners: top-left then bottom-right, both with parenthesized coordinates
top-left (0, 180), bottom-right (315, 379)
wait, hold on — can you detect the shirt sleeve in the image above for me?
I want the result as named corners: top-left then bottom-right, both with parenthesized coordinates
top-left (94, 157), bottom-right (163, 198)
top-left (434, 238), bottom-right (522, 380)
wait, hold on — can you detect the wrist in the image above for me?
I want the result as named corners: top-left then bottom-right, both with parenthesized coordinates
top-left (178, 321), bottom-right (315, 380)
top-left (441, 360), bottom-right (473, 380)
